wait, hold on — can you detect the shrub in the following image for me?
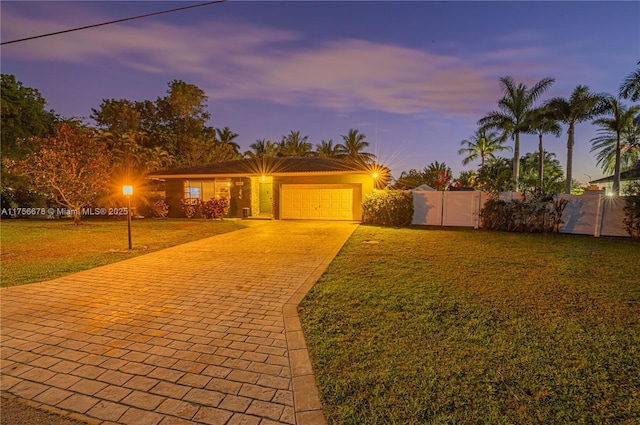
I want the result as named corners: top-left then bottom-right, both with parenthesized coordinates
top-left (150, 199), bottom-right (170, 218)
top-left (180, 198), bottom-right (199, 219)
top-left (362, 189), bottom-right (413, 227)
top-left (481, 190), bottom-right (567, 233)
top-left (199, 197), bottom-right (229, 220)
top-left (623, 181), bottom-right (640, 239)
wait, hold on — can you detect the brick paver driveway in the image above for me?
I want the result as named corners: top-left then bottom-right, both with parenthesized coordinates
top-left (1, 220), bottom-right (358, 425)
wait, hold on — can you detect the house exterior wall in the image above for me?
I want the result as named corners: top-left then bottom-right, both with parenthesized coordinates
top-left (164, 177), bottom-right (251, 218)
top-left (162, 173), bottom-right (374, 220)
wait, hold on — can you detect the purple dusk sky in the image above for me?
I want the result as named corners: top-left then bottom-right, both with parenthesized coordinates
top-left (1, 1), bottom-right (638, 183)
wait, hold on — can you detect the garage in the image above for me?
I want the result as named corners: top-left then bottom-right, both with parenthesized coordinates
top-left (281, 184), bottom-right (354, 220)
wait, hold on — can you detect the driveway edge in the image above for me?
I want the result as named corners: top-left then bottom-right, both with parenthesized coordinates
top-left (282, 223), bottom-right (359, 425)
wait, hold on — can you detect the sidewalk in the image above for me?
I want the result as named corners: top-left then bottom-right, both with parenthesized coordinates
top-left (1, 220), bottom-right (358, 425)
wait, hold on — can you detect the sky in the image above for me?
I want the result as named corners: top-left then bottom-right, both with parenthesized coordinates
top-left (1, 1), bottom-right (639, 183)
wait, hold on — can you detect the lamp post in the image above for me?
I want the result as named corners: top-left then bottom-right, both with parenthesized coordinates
top-left (123, 185), bottom-right (133, 250)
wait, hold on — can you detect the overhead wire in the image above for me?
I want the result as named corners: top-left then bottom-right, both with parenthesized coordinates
top-left (1, 0), bottom-right (227, 45)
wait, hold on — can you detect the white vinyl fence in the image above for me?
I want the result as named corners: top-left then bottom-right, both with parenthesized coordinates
top-left (411, 189), bottom-right (629, 237)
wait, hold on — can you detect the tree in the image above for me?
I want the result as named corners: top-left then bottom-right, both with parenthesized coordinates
top-left (315, 139), bottom-right (339, 157)
top-left (479, 76), bottom-right (555, 191)
top-left (394, 169), bottom-right (428, 190)
top-left (458, 129), bottom-right (509, 171)
top-left (154, 80), bottom-right (214, 166)
top-left (545, 85), bottom-right (607, 194)
top-left (454, 170), bottom-right (478, 188)
top-left (1, 74), bottom-right (58, 209)
top-left (245, 139), bottom-right (279, 158)
top-left (215, 126), bottom-right (241, 155)
top-left (3, 122), bottom-right (113, 224)
top-left (423, 161), bottom-right (453, 191)
top-left (91, 98), bottom-right (144, 137)
top-left (518, 151), bottom-right (565, 193)
top-left (590, 97), bottom-right (640, 194)
top-left (477, 157), bottom-right (513, 195)
top-left (526, 107), bottom-right (561, 189)
top-left (336, 129), bottom-right (376, 164)
top-left (619, 61), bottom-right (640, 102)
top-left (591, 115), bottom-right (640, 174)
top-left (279, 131), bottom-right (312, 157)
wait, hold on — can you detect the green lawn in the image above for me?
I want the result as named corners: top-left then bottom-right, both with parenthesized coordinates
top-left (299, 226), bottom-right (640, 424)
top-left (0, 218), bottom-right (245, 287)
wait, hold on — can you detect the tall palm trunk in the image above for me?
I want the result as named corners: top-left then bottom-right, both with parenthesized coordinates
top-left (538, 133), bottom-right (544, 189)
top-left (614, 133), bottom-right (622, 195)
top-left (565, 124), bottom-right (575, 194)
top-left (513, 132), bottom-right (520, 191)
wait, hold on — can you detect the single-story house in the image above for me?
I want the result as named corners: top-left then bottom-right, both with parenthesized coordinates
top-left (147, 157), bottom-right (379, 220)
top-left (590, 165), bottom-right (640, 194)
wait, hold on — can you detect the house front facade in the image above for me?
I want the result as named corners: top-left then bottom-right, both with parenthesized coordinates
top-left (147, 157), bottom-right (379, 221)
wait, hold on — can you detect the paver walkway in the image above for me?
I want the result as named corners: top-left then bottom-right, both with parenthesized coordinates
top-left (1, 220), bottom-right (358, 425)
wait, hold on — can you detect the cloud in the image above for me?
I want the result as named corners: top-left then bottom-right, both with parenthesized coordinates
top-left (1, 5), bottom-right (532, 117)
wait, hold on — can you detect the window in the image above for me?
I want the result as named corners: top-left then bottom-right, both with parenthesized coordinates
top-left (215, 180), bottom-right (230, 199)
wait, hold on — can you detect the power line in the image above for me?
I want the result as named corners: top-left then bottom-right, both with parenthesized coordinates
top-left (1, 0), bottom-right (227, 46)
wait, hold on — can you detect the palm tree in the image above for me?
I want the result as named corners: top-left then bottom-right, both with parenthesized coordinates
top-left (526, 107), bottom-right (561, 189)
top-left (591, 115), bottom-right (640, 174)
top-left (619, 61), bottom-right (640, 102)
top-left (315, 139), bottom-right (339, 157)
top-left (458, 129), bottom-right (510, 171)
top-left (336, 129), bottom-right (376, 164)
top-left (518, 151), bottom-right (564, 194)
top-left (245, 139), bottom-right (278, 158)
top-left (423, 161), bottom-right (452, 191)
top-left (215, 126), bottom-right (240, 155)
top-left (545, 85), bottom-right (607, 194)
top-left (279, 131), bottom-right (312, 157)
top-left (478, 76), bottom-right (555, 191)
top-left (590, 97), bottom-right (640, 194)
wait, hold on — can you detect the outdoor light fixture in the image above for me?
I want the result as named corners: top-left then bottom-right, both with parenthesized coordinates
top-left (373, 172), bottom-right (378, 179)
top-left (123, 185), bottom-right (133, 249)
top-left (261, 175), bottom-right (266, 181)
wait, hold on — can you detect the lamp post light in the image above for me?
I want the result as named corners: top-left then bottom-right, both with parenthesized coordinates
top-left (123, 185), bottom-right (133, 250)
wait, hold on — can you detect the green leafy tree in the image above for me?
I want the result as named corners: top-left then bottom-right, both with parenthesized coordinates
top-left (245, 139), bottom-right (279, 158)
top-left (545, 85), bottom-right (607, 194)
top-left (315, 139), bottom-right (339, 157)
top-left (591, 115), bottom-right (640, 174)
top-left (479, 76), bottom-right (555, 191)
top-left (477, 157), bottom-right (513, 195)
top-left (590, 97), bottom-right (640, 194)
top-left (518, 151), bottom-right (565, 193)
top-left (154, 80), bottom-right (214, 166)
top-left (526, 107), bottom-right (562, 189)
top-left (454, 170), bottom-right (478, 188)
top-left (394, 169), bottom-right (428, 190)
top-left (3, 122), bottom-right (112, 224)
top-left (279, 131), bottom-right (312, 157)
top-left (423, 161), bottom-right (453, 191)
top-left (458, 129), bottom-right (509, 171)
top-left (215, 126), bottom-right (241, 155)
top-left (1, 74), bottom-right (58, 208)
top-left (336, 129), bottom-right (376, 164)
top-left (619, 61), bottom-right (640, 102)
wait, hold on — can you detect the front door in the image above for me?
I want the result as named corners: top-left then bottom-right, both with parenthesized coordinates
top-left (259, 183), bottom-right (272, 214)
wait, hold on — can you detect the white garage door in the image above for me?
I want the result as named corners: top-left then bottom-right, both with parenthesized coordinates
top-left (281, 184), bottom-right (354, 220)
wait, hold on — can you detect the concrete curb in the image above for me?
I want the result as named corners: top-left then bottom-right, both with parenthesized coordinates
top-left (282, 222), bottom-right (359, 425)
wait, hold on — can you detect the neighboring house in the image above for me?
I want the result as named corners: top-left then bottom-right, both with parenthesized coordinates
top-left (590, 165), bottom-right (640, 194)
top-left (147, 157), bottom-right (378, 220)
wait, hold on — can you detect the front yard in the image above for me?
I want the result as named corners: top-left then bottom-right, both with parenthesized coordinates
top-left (299, 226), bottom-right (640, 424)
top-left (0, 218), bottom-right (245, 287)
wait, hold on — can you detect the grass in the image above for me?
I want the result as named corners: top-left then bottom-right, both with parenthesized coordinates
top-left (0, 218), bottom-right (245, 287)
top-left (299, 226), bottom-right (640, 424)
